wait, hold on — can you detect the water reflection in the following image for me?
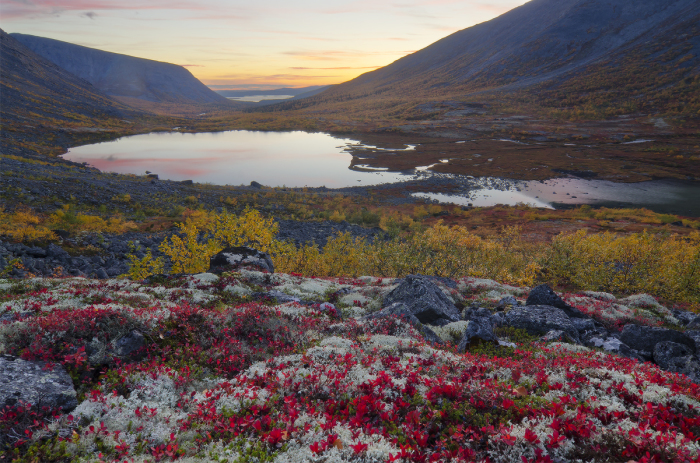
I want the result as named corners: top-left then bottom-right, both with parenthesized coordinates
top-left (65, 130), bottom-right (413, 188)
top-left (64, 130), bottom-right (700, 215)
top-left (413, 177), bottom-right (700, 216)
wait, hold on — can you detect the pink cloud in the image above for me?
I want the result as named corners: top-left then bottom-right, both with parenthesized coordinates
top-left (1, 0), bottom-right (215, 19)
top-left (290, 66), bottom-right (380, 70)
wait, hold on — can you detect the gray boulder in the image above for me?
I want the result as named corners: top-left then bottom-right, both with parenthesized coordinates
top-left (653, 342), bottom-right (700, 383)
top-left (457, 317), bottom-right (498, 352)
top-left (504, 305), bottom-right (580, 343)
top-left (686, 317), bottom-right (700, 330)
top-left (541, 330), bottom-right (573, 343)
top-left (382, 275), bottom-right (460, 325)
top-left (526, 284), bottom-right (588, 319)
top-left (586, 336), bottom-right (639, 359)
top-left (620, 325), bottom-right (696, 354)
top-left (209, 246), bottom-right (274, 274)
top-left (113, 330), bottom-right (146, 359)
top-left (497, 295), bottom-right (518, 308)
top-left (365, 302), bottom-right (443, 345)
top-left (571, 318), bottom-right (596, 333)
top-left (0, 355), bottom-right (78, 411)
top-left (687, 330), bottom-right (700, 351)
top-left (653, 341), bottom-right (694, 370)
top-left (672, 309), bottom-right (698, 326)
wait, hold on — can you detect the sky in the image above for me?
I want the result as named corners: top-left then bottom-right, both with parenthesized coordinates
top-left (1, 0), bottom-right (529, 91)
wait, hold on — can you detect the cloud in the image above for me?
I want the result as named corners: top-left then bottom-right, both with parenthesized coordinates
top-left (1, 0), bottom-right (220, 20)
top-left (290, 66), bottom-right (380, 70)
top-left (180, 64), bottom-right (204, 67)
top-left (81, 11), bottom-right (97, 19)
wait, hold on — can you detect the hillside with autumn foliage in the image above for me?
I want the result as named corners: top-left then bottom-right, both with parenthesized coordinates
top-left (262, 0), bottom-right (700, 121)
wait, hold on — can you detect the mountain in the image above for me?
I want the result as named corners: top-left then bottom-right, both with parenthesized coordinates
top-left (11, 33), bottom-right (229, 106)
top-left (216, 85), bottom-right (329, 98)
top-left (0, 29), bottom-right (130, 127)
top-left (269, 0), bottom-right (700, 119)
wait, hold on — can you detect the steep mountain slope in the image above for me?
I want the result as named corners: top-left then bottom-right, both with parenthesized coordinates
top-left (0, 29), bottom-right (130, 128)
top-left (11, 33), bottom-right (229, 105)
top-left (273, 0), bottom-right (700, 119)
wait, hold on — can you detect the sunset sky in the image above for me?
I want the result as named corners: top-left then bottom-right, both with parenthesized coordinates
top-left (1, 0), bottom-right (528, 90)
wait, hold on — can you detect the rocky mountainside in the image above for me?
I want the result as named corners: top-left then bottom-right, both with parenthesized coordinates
top-left (0, 29), bottom-right (131, 127)
top-left (11, 33), bottom-right (230, 106)
top-left (1, 250), bottom-right (700, 461)
top-left (274, 0), bottom-right (700, 116)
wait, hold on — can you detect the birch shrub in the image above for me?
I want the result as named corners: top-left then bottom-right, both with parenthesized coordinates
top-left (544, 230), bottom-right (700, 303)
top-left (127, 209), bottom-right (700, 305)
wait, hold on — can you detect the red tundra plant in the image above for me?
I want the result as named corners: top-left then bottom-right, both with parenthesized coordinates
top-left (3, 274), bottom-right (700, 462)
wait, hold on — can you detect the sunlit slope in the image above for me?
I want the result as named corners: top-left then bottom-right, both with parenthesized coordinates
top-left (271, 0), bottom-right (700, 118)
top-left (11, 33), bottom-right (231, 106)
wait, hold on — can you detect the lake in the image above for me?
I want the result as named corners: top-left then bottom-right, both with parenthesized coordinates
top-left (64, 130), bottom-right (700, 216)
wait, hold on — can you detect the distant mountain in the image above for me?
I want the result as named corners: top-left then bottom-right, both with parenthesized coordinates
top-left (216, 86), bottom-right (328, 98)
top-left (269, 0), bottom-right (700, 118)
top-left (0, 29), bottom-right (130, 126)
top-left (11, 33), bottom-right (229, 106)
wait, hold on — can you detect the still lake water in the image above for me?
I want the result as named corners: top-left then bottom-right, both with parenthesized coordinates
top-left (64, 130), bottom-right (700, 216)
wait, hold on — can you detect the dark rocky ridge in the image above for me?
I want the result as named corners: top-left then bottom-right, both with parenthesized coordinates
top-left (0, 29), bottom-right (131, 126)
top-left (11, 33), bottom-right (229, 105)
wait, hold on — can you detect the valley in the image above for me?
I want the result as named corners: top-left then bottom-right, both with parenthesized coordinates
top-left (1, 0), bottom-right (700, 461)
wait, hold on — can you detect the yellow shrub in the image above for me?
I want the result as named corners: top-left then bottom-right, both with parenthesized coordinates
top-left (212, 207), bottom-right (282, 254)
top-left (159, 219), bottom-right (220, 274)
top-left (545, 230), bottom-right (700, 302)
top-left (124, 250), bottom-right (164, 280)
top-left (0, 207), bottom-right (55, 242)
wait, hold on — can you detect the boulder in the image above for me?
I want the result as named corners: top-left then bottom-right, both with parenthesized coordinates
top-left (653, 341), bottom-right (694, 370)
top-left (457, 317), bottom-right (498, 352)
top-left (0, 355), bottom-right (78, 411)
top-left (672, 309), bottom-right (698, 326)
top-left (686, 317), bottom-right (700, 330)
top-left (653, 342), bottom-right (700, 383)
top-left (541, 330), bottom-right (574, 343)
top-left (619, 325), bottom-right (696, 354)
top-left (113, 330), bottom-right (146, 360)
top-left (526, 284), bottom-right (588, 319)
top-left (209, 246), bottom-right (274, 274)
top-left (365, 302), bottom-right (443, 345)
top-left (571, 318), bottom-right (596, 333)
top-left (586, 337), bottom-right (642, 360)
top-left (504, 305), bottom-right (580, 343)
top-left (382, 275), bottom-right (460, 325)
top-left (497, 295), bottom-right (518, 308)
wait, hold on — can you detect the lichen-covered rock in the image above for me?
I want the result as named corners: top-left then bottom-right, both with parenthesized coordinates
top-left (113, 330), bottom-right (146, 359)
top-left (672, 309), bottom-right (699, 326)
top-left (541, 330), bottom-right (571, 343)
top-left (654, 341), bottom-right (694, 370)
top-left (571, 317), bottom-right (596, 333)
top-left (382, 275), bottom-right (460, 325)
top-left (620, 325), bottom-right (696, 354)
top-left (364, 302), bottom-right (443, 345)
top-left (208, 246), bottom-right (274, 274)
top-left (526, 284), bottom-right (589, 319)
top-left (457, 317), bottom-right (498, 352)
top-left (0, 355), bottom-right (77, 411)
top-left (504, 305), bottom-right (580, 343)
top-left (653, 342), bottom-right (700, 383)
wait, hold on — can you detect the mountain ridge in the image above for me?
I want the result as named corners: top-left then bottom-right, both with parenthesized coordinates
top-left (11, 33), bottom-right (230, 106)
top-left (267, 0), bottom-right (700, 119)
